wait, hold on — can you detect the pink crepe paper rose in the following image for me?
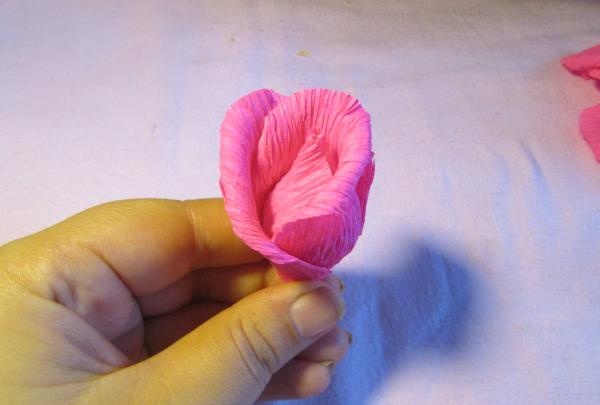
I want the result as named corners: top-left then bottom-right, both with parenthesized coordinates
top-left (562, 43), bottom-right (600, 162)
top-left (219, 88), bottom-right (375, 281)
top-left (562, 43), bottom-right (600, 80)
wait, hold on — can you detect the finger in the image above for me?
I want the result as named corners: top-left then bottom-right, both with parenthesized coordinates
top-left (138, 267), bottom-right (342, 317)
top-left (259, 359), bottom-right (332, 401)
top-left (97, 279), bottom-right (345, 405)
top-left (138, 261), bottom-right (283, 317)
top-left (144, 301), bottom-right (228, 355)
top-left (143, 275), bottom-right (344, 354)
top-left (27, 198), bottom-right (263, 296)
top-left (296, 327), bottom-right (351, 364)
top-left (143, 281), bottom-right (347, 356)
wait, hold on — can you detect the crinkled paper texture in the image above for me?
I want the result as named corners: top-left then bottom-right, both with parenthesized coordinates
top-left (562, 43), bottom-right (600, 80)
top-left (562, 44), bottom-right (600, 163)
top-left (219, 89), bottom-right (374, 281)
top-left (580, 104), bottom-right (600, 162)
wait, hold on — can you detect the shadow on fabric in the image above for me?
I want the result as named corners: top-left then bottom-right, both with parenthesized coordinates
top-left (283, 239), bottom-right (479, 405)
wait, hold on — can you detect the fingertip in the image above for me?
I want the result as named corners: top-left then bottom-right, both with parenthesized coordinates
top-left (260, 360), bottom-right (332, 401)
top-left (182, 198), bottom-right (264, 267)
top-left (324, 274), bottom-right (344, 293)
top-left (264, 263), bottom-right (285, 287)
top-left (297, 327), bottom-right (351, 364)
top-left (300, 363), bottom-right (332, 397)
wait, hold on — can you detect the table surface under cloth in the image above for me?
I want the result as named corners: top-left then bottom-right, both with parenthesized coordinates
top-left (1, 1), bottom-right (600, 404)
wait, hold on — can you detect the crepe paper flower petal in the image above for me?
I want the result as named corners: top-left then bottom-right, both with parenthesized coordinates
top-left (220, 88), bottom-right (374, 281)
top-left (580, 103), bottom-right (600, 162)
top-left (561, 43), bottom-right (600, 80)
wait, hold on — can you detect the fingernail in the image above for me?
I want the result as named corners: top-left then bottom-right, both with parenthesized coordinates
top-left (319, 360), bottom-right (335, 369)
top-left (291, 287), bottom-right (345, 338)
top-left (326, 361), bottom-right (338, 375)
top-left (320, 360), bottom-right (336, 375)
top-left (325, 275), bottom-right (344, 293)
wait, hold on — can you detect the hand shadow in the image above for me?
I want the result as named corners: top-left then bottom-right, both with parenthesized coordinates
top-left (284, 238), bottom-right (480, 405)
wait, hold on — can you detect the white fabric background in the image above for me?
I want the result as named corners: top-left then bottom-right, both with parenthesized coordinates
top-left (2, 1), bottom-right (600, 404)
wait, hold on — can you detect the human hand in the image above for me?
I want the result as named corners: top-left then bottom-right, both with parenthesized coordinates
top-left (0, 198), bottom-right (350, 404)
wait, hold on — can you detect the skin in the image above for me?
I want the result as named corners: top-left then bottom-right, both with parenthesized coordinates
top-left (0, 198), bottom-right (350, 404)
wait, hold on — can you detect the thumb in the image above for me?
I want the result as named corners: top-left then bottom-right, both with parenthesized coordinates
top-left (99, 278), bottom-right (345, 405)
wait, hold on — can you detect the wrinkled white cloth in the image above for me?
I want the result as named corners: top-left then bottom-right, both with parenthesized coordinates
top-left (1, 1), bottom-right (600, 404)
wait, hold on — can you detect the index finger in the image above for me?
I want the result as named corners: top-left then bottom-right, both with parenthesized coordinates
top-left (36, 198), bottom-right (262, 296)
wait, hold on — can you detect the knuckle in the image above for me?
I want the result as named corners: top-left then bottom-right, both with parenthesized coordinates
top-left (227, 313), bottom-right (281, 387)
